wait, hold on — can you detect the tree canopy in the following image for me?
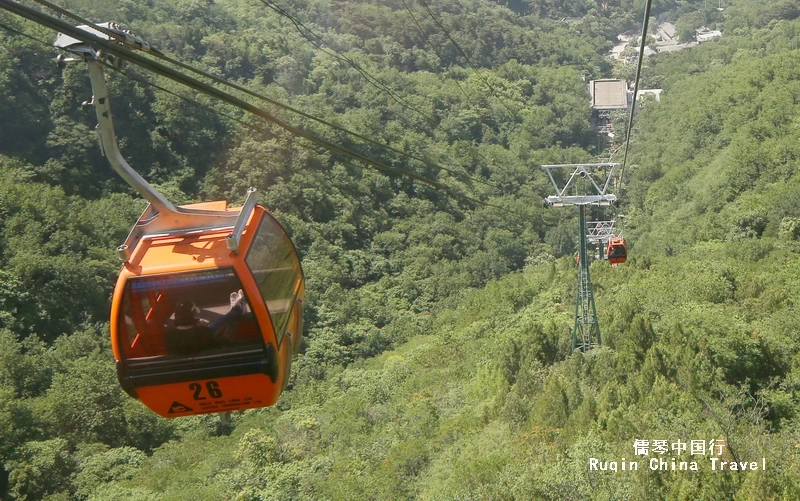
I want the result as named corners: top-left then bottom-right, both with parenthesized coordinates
top-left (1, 0), bottom-right (800, 498)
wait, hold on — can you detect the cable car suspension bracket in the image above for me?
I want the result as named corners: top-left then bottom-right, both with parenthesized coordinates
top-left (541, 163), bottom-right (618, 207)
top-left (586, 220), bottom-right (617, 245)
top-left (54, 28), bottom-right (257, 262)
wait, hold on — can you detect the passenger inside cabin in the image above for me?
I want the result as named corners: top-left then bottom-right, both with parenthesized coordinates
top-left (608, 244), bottom-right (626, 258)
top-left (164, 290), bottom-right (247, 355)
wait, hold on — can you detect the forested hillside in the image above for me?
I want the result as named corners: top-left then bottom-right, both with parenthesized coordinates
top-left (1, 0), bottom-right (800, 498)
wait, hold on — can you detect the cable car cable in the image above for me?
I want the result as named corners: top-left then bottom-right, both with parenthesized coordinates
top-left (397, 0), bottom-right (519, 180)
top-left (142, 49), bottom-right (500, 192)
top-left (21, 0), bottom-right (497, 191)
top-left (398, 0), bottom-right (475, 107)
top-left (257, 0), bottom-right (440, 129)
top-left (416, 0), bottom-right (518, 117)
top-left (255, 0), bottom-right (517, 186)
top-left (0, 0), bottom-right (521, 214)
top-left (130, 29), bottom-right (499, 191)
top-left (618, 0), bottom-right (653, 191)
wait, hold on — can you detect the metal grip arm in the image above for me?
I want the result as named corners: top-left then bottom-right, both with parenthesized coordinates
top-left (87, 59), bottom-right (178, 214)
top-left (57, 38), bottom-right (256, 263)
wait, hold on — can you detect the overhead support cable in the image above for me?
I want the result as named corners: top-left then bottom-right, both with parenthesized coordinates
top-left (416, 0), bottom-right (518, 117)
top-left (618, 0), bottom-right (653, 189)
top-left (21, 0), bottom-right (496, 190)
top-left (257, 0), bottom-right (517, 183)
top-left (256, 0), bottom-right (439, 129)
top-left (124, 22), bottom-right (497, 190)
top-left (120, 69), bottom-right (430, 184)
top-left (398, 0), bottom-right (475, 107)
top-left (0, 0), bottom-right (522, 212)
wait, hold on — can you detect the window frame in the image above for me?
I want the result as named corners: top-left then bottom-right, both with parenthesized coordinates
top-left (244, 213), bottom-right (304, 347)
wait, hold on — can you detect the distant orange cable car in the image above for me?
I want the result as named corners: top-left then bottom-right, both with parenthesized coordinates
top-left (110, 198), bottom-right (304, 418)
top-left (607, 237), bottom-right (627, 265)
top-left (53, 34), bottom-right (306, 418)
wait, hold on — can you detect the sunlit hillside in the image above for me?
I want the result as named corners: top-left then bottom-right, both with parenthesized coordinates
top-left (1, 0), bottom-right (799, 498)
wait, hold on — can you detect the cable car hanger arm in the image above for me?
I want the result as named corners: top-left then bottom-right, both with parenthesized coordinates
top-left (53, 33), bottom-right (256, 260)
top-left (83, 58), bottom-right (179, 215)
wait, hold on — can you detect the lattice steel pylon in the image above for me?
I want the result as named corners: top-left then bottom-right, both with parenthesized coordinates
top-left (541, 163), bottom-right (619, 352)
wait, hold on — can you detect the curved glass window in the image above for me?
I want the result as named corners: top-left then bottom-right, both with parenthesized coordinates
top-left (117, 268), bottom-right (264, 361)
top-left (245, 213), bottom-right (303, 344)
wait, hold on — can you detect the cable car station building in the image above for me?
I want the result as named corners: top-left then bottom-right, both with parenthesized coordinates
top-left (589, 79), bottom-right (630, 136)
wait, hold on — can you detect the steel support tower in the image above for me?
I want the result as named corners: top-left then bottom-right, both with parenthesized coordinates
top-left (541, 163), bottom-right (619, 352)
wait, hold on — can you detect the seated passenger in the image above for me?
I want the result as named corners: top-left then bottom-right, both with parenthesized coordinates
top-left (164, 291), bottom-right (246, 356)
top-left (608, 244), bottom-right (626, 258)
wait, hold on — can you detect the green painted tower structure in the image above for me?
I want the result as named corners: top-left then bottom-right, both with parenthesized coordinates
top-left (541, 163), bottom-right (618, 352)
top-left (574, 205), bottom-right (601, 351)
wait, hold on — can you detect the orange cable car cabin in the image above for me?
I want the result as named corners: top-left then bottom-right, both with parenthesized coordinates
top-left (607, 237), bottom-right (627, 265)
top-left (54, 36), bottom-right (305, 418)
top-left (110, 200), bottom-right (304, 418)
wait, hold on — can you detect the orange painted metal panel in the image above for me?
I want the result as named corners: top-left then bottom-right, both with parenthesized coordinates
top-left (111, 207), bottom-right (261, 361)
top-left (110, 203), bottom-right (303, 417)
top-left (136, 374), bottom-right (279, 417)
top-left (607, 237), bottom-right (627, 265)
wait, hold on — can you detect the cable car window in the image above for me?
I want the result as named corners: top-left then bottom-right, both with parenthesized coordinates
top-left (118, 268), bottom-right (264, 360)
top-left (245, 214), bottom-right (302, 345)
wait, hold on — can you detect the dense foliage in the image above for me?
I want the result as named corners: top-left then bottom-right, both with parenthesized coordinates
top-left (1, 0), bottom-right (800, 498)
